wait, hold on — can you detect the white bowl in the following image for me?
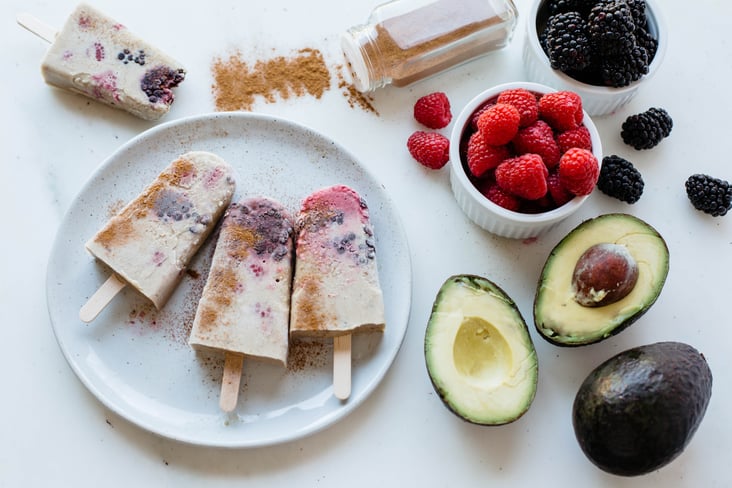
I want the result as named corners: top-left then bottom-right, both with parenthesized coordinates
top-left (449, 81), bottom-right (603, 239)
top-left (522, 0), bottom-right (667, 116)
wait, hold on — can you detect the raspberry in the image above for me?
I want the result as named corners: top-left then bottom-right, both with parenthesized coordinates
top-left (413, 92), bottom-right (452, 129)
top-left (407, 131), bottom-right (450, 169)
top-left (547, 172), bottom-right (574, 207)
top-left (495, 153), bottom-right (548, 200)
top-left (538, 91), bottom-right (584, 131)
top-left (558, 147), bottom-right (599, 196)
top-left (480, 181), bottom-right (521, 212)
top-left (466, 131), bottom-right (510, 178)
top-left (476, 103), bottom-right (521, 146)
top-left (557, 125), bottom-right (592, 153)
top-left (497, 88), bottom-right (539, 127)
top-left (512, 120), bottom-right (561, 168)
top-left (469, 102), bottom-right (492, 131)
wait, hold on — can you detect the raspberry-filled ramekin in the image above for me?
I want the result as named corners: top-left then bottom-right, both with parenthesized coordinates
top-left (522, 0), bottom-right (667, 117)
top-left (449, 81), bottom-right (602, 239)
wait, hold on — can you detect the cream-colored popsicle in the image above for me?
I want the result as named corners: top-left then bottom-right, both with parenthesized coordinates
top-left (36, 3), bottom-right (186, 120)
top-left (189, 197), bottom-right (294, 366)
top-left (290, 185), bottom-right (385, 337)
top-left (84, 151), bottom-right (235, 316)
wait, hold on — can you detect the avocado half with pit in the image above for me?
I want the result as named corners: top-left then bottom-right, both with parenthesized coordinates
top-left (534, 213), bottom-right (669, 346)
top-left (425, 275), bottom-right (538, 425)
top-left (573, 341), bottom-right (712, 476)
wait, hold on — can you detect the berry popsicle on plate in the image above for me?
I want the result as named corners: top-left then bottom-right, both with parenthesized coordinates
top-left (290, 185), bottom-right (386, 400)
top-left (188, 197), bottom-right (294, 412)
top-left (80, 151), bottom-right (236, 322)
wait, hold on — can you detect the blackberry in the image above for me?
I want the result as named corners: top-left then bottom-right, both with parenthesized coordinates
top-left (621, 108), bottom-right (672, 149)
top-left (634, 25), bottom-right (658, 62)
top-left (543, 12), bottom-right (593, 71)
top-left (141, 66), bottom-right (186, 104)
top-left (597, 155), bottom-right (644, 203)
top-left (587, 0), bottom-right (637, 56)
top-left (685, 174), bottom-right (732, 217)
top-left (599, 44), bottom-right (649, 87)
top-left (547, 0), bottom-right (596, 16)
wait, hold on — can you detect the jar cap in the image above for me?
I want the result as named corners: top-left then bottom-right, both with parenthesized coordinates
top-left (341, 31), bottom-right (371, 93)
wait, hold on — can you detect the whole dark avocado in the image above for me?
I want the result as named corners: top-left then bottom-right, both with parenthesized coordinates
top-left (573, 341), bottom-right (712, 476)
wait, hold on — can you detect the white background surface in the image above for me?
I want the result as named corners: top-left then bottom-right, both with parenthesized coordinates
top-left (3, 0), bottom-right (731, 486)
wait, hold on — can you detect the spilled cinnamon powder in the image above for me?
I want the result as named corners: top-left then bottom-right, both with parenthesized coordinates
top-left (211, 47), bottom-right (377, 114)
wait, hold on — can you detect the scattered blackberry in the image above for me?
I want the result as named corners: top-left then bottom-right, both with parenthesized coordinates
top-left (544, 12), bottom-right (593, 72)
top-left (685, 174), bottom-right (732, 217)
top-left (587, 0), bottom-right (637, 56)
top-left (597, 155), bottom-right (644, 203)
top-left (621, 107), bottom-right (673, 149)
top-left (599, 44), bottom-right (649, 87)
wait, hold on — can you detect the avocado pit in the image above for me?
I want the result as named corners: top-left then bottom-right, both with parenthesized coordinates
top-left (572, 243), bottom-right (639, 307)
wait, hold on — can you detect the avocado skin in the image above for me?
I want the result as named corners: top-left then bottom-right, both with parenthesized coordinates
top-left (572, 342), bottom-right (712, 476)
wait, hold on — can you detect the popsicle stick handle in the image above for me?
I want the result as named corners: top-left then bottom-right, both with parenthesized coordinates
top-left (79, 274), bottom-right (127, 323)
top-left (333, 334), bottom-right (352, 400)
top-left (16, 13), bottom-right (57, 43)
top-left (220, 353), bottom-right (244, 412)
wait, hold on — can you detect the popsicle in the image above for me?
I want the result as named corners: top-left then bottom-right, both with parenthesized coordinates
top-left (189, 197), bottom-right (294, 411)
top-left (18, 3), bottom-right (186, 120)
top-left (290, 185), bottom-right (385, 399)
top-left (80, 151), bottom-right (236, 322)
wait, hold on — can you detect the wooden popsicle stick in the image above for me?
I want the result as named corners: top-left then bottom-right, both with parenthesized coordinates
top-left (79, 274), bottom-right (127, 323)
top-left (333, 334), bottom-right (352, 400)
top-left (219, 352), bottom-right (244, 412)
top-left (16, 13), bottom-right (57, 43)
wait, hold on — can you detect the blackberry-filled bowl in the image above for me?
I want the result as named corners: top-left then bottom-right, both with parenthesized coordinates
top-left (449, 81), bottom-right (602, 239)
top-left (523, 0), bottom-right (667, 116)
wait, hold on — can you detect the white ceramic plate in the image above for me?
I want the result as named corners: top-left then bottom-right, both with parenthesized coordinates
top-left (46, 112), bottom-right (412, 448)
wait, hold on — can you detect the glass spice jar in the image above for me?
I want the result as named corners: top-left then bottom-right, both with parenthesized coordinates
top-left (341, 0), bottom-right (519, 92)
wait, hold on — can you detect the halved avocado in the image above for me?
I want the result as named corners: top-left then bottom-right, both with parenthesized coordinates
top-left (425, 275), bottom-right (538, 425)
top-left (534, 213), bottom-right (669, 346)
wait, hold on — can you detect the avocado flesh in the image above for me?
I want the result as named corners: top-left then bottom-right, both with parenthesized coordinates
top-left (425, 275), bottom-right (538, 425)
top-left (573, 341), bottom-right (712, 476)
top-left (534, 214), bottom-right (669, 346)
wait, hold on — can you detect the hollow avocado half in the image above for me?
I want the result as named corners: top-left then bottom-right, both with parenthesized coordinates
top-left (534, 213), bottom-right (669, 346)
top-left (573, 341), bottom-right (713, 476)
top-left (425, 275), bottom-right (538, 425)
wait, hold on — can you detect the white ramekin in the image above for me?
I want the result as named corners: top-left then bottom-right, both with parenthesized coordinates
top-left (522, 0), bottom-right (667, 117)
top-left (449, 81), bottom-right (603, 239)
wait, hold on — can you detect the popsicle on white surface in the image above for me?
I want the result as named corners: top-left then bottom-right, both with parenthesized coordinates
top-left (23, 3), bottom-right (186, 120)
top-left (81, 151), bottom-right (235, 321)
top-left (290, 185), bottom-right (386, 400)
top-left (189, 197), bottom-right (294, 411)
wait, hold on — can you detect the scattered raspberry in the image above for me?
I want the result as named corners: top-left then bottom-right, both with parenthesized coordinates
top-left (558, 147), bottom-right (599, 196)
top-left (557, 125), bottom-right (592, 153)
top-left (497, 88), bottom-right (539, 127)
top-left (476, 103), bottom-right (521, 146)
top-left (538, 91), bottom-right (583, 131)
top-left (480, 181), bottom-right (521, 212)
top-left (466, 131), bottom-right (510, 178)
top-left (547, 172), bottom-right (574, 207)
top-left (512, 120), bottom-right (561, 168)
top-left (413, 92), bottom-right (452, 129)
top-left (407, 131), bottom-right (450, 169)
top-left (495, 154), bottom-right (548, 200)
